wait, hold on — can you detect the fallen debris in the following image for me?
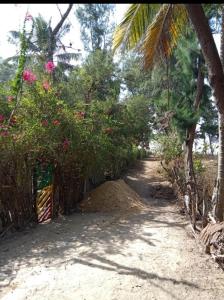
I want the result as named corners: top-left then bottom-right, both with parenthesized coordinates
top-left (200, 221), bottom-right (224, 269)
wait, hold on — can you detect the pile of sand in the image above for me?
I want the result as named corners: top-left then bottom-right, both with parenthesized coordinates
top-left (79, 179), bottom-right (145, 213)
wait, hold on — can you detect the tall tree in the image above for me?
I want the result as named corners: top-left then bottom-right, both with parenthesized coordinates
top-left (0, 57), bottom-right (17, 82)
top-left (75, 4), bottom-right (115, 52)
top-left (8, 5), bottom-right (78, 70)
top-left (66, 49), bottom-right (120, 104)
top-left (113, 3), bottom-right (224, 221)
top-left (113, 4), bottom-right (224, 114)
top-left (212, 4), bottom-right (224, 221)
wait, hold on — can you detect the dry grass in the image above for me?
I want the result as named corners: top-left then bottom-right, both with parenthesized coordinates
top-left (199, 157), bottom-right (217, 199)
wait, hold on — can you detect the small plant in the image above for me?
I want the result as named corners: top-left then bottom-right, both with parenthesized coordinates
top-left (193, 156), bottom-right (205, 175)
top-left (155, 132), bottom-right (182, 164)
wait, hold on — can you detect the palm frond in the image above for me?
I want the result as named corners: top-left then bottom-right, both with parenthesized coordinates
top-left (56, 61), bottom-right (74, 71)
top-left (142, 4), bottom-right (188, 69)
top-left (4, 56), bottom-right (20, 63)
top-left (112, 4), bottom-right (160, 53)
top-left (56, 52), bottom-right (80, 62)
top-left (8, 30), bottom-right (20, 45)
top-left (33, 15), bottom-right (51, 51)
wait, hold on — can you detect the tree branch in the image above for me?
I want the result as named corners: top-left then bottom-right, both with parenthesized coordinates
top-left (53, 4), bottom-right (73, 37)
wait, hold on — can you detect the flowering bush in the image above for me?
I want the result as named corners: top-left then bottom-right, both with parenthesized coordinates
top-left (23, 70), bottom-right (37, 84)
top-left (45, 61), bottom-right (55, 73)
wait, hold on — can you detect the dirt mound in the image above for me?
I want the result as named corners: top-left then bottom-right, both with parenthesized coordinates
top-left (79, 179), bottom-right (146, 213)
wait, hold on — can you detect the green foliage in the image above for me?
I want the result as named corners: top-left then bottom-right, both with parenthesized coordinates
top-left (11, 19), bottom-right (33, 96)
top-left (121, 53), bottom-right (153, 98)
top-left (125, 95), bottom-right (152, 145)
top-left (66, 49), bottom-right (120, 104)
top-left (155, 132), bottom-right (182, 163)
top-left (0, 58), bottom-right (17, 82)
top-left (8, 14), bottom-right (78, 72)
top-left (193, 155), bottom-right (205, 174)
top-left (76, 4), bottom-right (115, 51)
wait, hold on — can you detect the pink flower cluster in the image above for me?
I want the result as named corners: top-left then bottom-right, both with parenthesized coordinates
top-left (0, 130), bottom-right (9, 137)
top-left (45, 61), bottom-right (55, 73)
top-left (23, 70), bottom-right (37, 84)
top-left (41, 120), bottom-right (48, 127)
top-left (41, 119), bottom-right (61, 126)
top-left (0, 124), bottom-right (9, 137)
top-left (75, 111), bottom-right (85, 120)
top-left (0, 114), bottom-right (5, 123)
top-left (52, 119), bottom-right (60, 126)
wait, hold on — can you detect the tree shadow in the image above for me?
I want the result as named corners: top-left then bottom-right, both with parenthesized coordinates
top-left (0, 158), bottom-right (191, 298)
top-left (51, 253), bottom-right (198, 300)
top-left (124, 158), bottom-right (176, 206)
top-left (0, 208), bottom-right (188, 294)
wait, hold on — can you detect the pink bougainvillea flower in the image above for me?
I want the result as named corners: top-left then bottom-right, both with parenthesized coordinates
top-left (41, 120), bottom-right (48, 126)
top-left (0, 114), bottom-right (5, 123)
top-left (75, 111), bottom-right (85, 120)
top-left (62, 138), bottom-right (70, 150)
top-left (7, 96), bottom-right (14, 102)
top-left (0, 130), bottom-right (9, 137)
top-left (43, 81), bottom-right (51, 91)
top-left (52, 119), bottom-right (60, 126)
top-left (23, 70), bottom-right (37, 84)
top-left (25, 13), bottom-right (33, 21)
top-left (45, 61), bottom-right (55, 73)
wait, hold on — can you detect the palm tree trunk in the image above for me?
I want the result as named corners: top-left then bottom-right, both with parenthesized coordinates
top-left (211, 5), bottom-right (224, 222)
top-left (213, 113), bottom-right (224, 221)
top-left (185, 4), bottom-right (224, 115)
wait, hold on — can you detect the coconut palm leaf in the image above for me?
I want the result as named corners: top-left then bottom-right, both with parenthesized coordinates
top-left (8, 30), bottom-right (20, 45)
top-left (113, 4), bottom-right (161, 52)
top-left (56, 52), bottom-right (80, 62)
top-left (142, 4), bottom-right (188, 69)
top-left (33, 16), bottom-right (52, 52)
top-left (113, 4), bottom-right (188, 70)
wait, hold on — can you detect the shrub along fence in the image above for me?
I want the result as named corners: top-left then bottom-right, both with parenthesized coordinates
top-left (0, 144), bottom-right (148, 235)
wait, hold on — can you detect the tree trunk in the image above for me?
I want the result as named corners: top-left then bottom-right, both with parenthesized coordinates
top-left (184, 124), bottom-right (197, 227)
top-left (213, 113), bottom-right (224, 221)
top-left (208, 134), bottom-right (214, 156)
top-left (185, 4), bottom-right (224, 115)
top-left (47, 4), bottom-right (73, 63)
top-left (212, 5), bottom-right (224, 222)
top-left (183, 63), bottom-right (204, 228)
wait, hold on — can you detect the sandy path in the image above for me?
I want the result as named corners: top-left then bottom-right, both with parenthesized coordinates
top-left (1, 158), bottom-right (224, 300)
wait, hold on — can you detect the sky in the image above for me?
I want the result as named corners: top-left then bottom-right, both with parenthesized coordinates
top-left (0, 4), bottom-right (130, 60)
top-left (0, 4), bottom-right (221, 59)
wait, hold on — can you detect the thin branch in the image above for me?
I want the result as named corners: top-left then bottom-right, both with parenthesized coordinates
top-left (52, 4), bottom-right (73, 37)
top-left (56, 4), bottom-right (63, 18)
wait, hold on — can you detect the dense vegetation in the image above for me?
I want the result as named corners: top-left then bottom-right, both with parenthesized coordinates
top-left (0, 5), bottom-right (151, 231)
top-left (0, 4), bottom-right (224, 234)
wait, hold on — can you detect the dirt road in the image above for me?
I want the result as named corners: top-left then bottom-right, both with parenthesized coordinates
top-left (1, 159), bottom-right (224, 300)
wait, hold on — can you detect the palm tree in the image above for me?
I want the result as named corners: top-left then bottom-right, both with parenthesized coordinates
top-left (113, 4), bottom-right (224, 115)
top-left (113, 4), bottom-right (224, 222)
top-left (212, 5), bottom-right (224, 222)
top-left (7, 4), bottom-right (80, 71)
